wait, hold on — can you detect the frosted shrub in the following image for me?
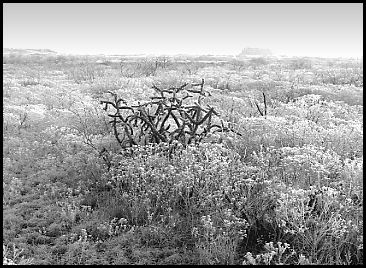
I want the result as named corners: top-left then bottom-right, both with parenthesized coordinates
top-left (242, 242), bottom-right (294, 265)
top-left (195, 210), bottom-right (249, 264)
top-left (3, 244), bottom-right (33, 265)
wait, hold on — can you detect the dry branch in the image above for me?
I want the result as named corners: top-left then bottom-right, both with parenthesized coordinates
top-left (100, 79), bottom-right (239, 148)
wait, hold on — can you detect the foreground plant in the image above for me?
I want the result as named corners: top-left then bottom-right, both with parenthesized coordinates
top-left (100, 79), bottom-right (239, 148)
top-left (3, 244), bottom-right (34, 265)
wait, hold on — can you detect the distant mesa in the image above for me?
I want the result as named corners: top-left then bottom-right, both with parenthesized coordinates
top-left (237, 47), bottom-right (273, 58)
top-left (3, 48), bottom-right (57, 55)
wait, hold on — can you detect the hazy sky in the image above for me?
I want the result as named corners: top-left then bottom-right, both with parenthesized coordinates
top-left (3, 3), bottom-right (363, 58)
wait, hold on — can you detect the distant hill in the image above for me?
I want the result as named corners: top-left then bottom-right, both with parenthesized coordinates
top-left (237, 47), bottom-right (272, 58)
top-left (3, 48), bottom-right (58, 56)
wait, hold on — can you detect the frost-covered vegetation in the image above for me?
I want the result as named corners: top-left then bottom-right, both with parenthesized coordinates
top-left (3, 51), bottom-right (363, 265)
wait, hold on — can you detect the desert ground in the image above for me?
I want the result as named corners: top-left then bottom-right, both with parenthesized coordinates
top-left (3, 49), bottom-right (363, 265)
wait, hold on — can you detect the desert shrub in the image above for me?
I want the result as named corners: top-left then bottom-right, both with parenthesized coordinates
top-left (309, 85), bottom-right (363, 106)
top-left (120, 57), bottom-right (169, 77)
top-left (61, 229), bottom-right (94, 265)
top-left (249, 145), bottom-right (343, 188)
top-left (20, 77), bottom-right (41, 87)
top-left (269, 85), bottom-right (313, 103)
top-left (194, 211), bottom-right (248, 264)
top-left (101, 142), bottom-right (281, 260)
top-left (203, 94), bottom-right (252, 123)
top-left (87, 76), bottom-right (132, 98)
top-left (289, 58), bottom-right (313, 70)
top-left (273, 184), bottom-right (363, 265)
top-left (168, 61), bottom-right (204, 76)
top-left (231, 116), bottom-right (301, 158)
top-left (242, 241), bottom-right (296, 265)
top-left (229, 59), bottom-right (247, 72)
top-left (3, 211), bottom-right (26, 243)
top-left (248, 57), bottom-right (268, 69)
top-left (313, 68), bottom-right (363, 87)
top-left (66, 63), bottom-right (105, 84)
top-left (119, 60), bottom-right (142, 78)
top-left (3, 244), bottom-right (34, 265)
top-left (152, 71), bottom-right (187, 89)
top-left (229, 96), bottom-right (362, 161)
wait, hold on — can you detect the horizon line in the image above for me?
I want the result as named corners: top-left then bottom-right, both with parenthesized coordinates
top-left (3, 47), bottom-right (363, 60)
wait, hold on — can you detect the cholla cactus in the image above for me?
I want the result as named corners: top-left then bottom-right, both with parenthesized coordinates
top-left (101, 79), bottom-right (239, 149)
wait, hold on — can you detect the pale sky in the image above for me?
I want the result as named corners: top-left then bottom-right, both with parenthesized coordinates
top-left (3, 3), bottom-right (363, 58)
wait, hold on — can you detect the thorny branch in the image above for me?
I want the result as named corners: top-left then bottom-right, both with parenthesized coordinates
top-left (100, 79), bottom-right (240, 148)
